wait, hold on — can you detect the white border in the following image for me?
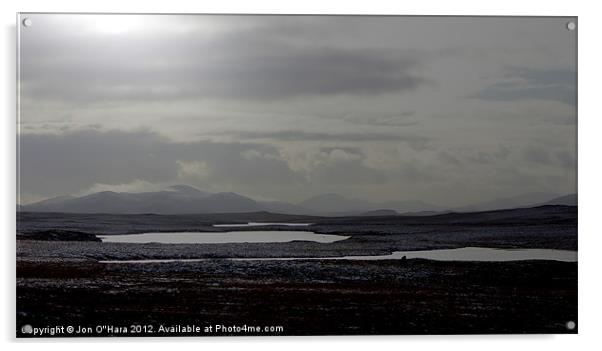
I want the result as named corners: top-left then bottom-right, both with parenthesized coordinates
top-left (2, 0), bottom-right (601, 350)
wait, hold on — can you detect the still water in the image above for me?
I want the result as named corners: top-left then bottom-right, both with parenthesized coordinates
top-left (213, 222), bottom-right (313, 227)
top-left (99, 247), bottom-right (577, 264)
top-left (230, 247), bottom-right (577, 262)
top-left (98, 231), bottom-right (348, 244)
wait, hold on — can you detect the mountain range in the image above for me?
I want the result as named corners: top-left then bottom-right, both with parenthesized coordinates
top-left (19, 184), bottom-right (576, 216)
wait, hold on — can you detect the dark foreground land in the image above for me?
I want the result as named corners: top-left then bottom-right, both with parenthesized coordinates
top-left (17, 205), bottom-right (578, 336)
top-left (17, 259), bottom-right (577, 336)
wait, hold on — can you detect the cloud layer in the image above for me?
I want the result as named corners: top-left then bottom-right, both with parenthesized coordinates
top-left (18, 15), bottom-right (577, 206)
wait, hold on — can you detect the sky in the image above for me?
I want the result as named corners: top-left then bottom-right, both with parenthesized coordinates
top-left (18, 14), bottom-right (577, 206)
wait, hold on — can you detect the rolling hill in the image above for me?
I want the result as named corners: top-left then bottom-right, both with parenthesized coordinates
top-left (19, 184), bottom-right (577, 216)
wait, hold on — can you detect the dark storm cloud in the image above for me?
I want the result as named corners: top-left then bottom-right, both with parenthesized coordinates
top-left (310, 161), bottom-right (387, 185)
top-left (555, 150), bottom-right (577, 169)
top-left (437, 151), bottom-right (462, 167)
top-left (20, 17), bottom-right (425, 103)
top-left (18, 130), bottom-right (303, 197)
top-left (18, 15), bottom-right (577, 205)
top-left (309, 148), bottom-right (387, 185)
top-left (523, 145), bottom-right (576, 169)
top-left (319, 146), bottom-right (363, 154)
top-left (475, 67), bottom-right (576, 105)
top-left (452, 146), bottom-right (511, 166)
top-left (523, 145), bottom-right (552, 165)
top-left (342, 112), bottom-right (418, 127)
top-left (394, 159), bottom-right (445, 183)
top-left (228, 130), bottom-right (429, 149)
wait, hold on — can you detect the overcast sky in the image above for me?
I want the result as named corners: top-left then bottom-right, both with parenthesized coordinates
top-left (18, 14), bottom-right (577, 206)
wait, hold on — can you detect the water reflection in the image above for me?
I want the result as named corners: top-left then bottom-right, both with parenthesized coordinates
top-left (100, 247), bottom-right (577, 264)
top-left (232, 247), bottom-right (577, 262)
top-left (99, 231), bottom-right (347, 244)
top-left (213, 222), bottom-right (312, 227)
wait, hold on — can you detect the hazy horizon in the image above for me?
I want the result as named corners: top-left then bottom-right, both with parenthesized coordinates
top-left (18, 15), bottom-right (577, 207)
top-left (19, 182), bottom-right (575, 210)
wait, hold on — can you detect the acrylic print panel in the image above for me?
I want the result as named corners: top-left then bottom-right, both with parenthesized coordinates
top-left (16, 14), bottom-right (577, 337)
